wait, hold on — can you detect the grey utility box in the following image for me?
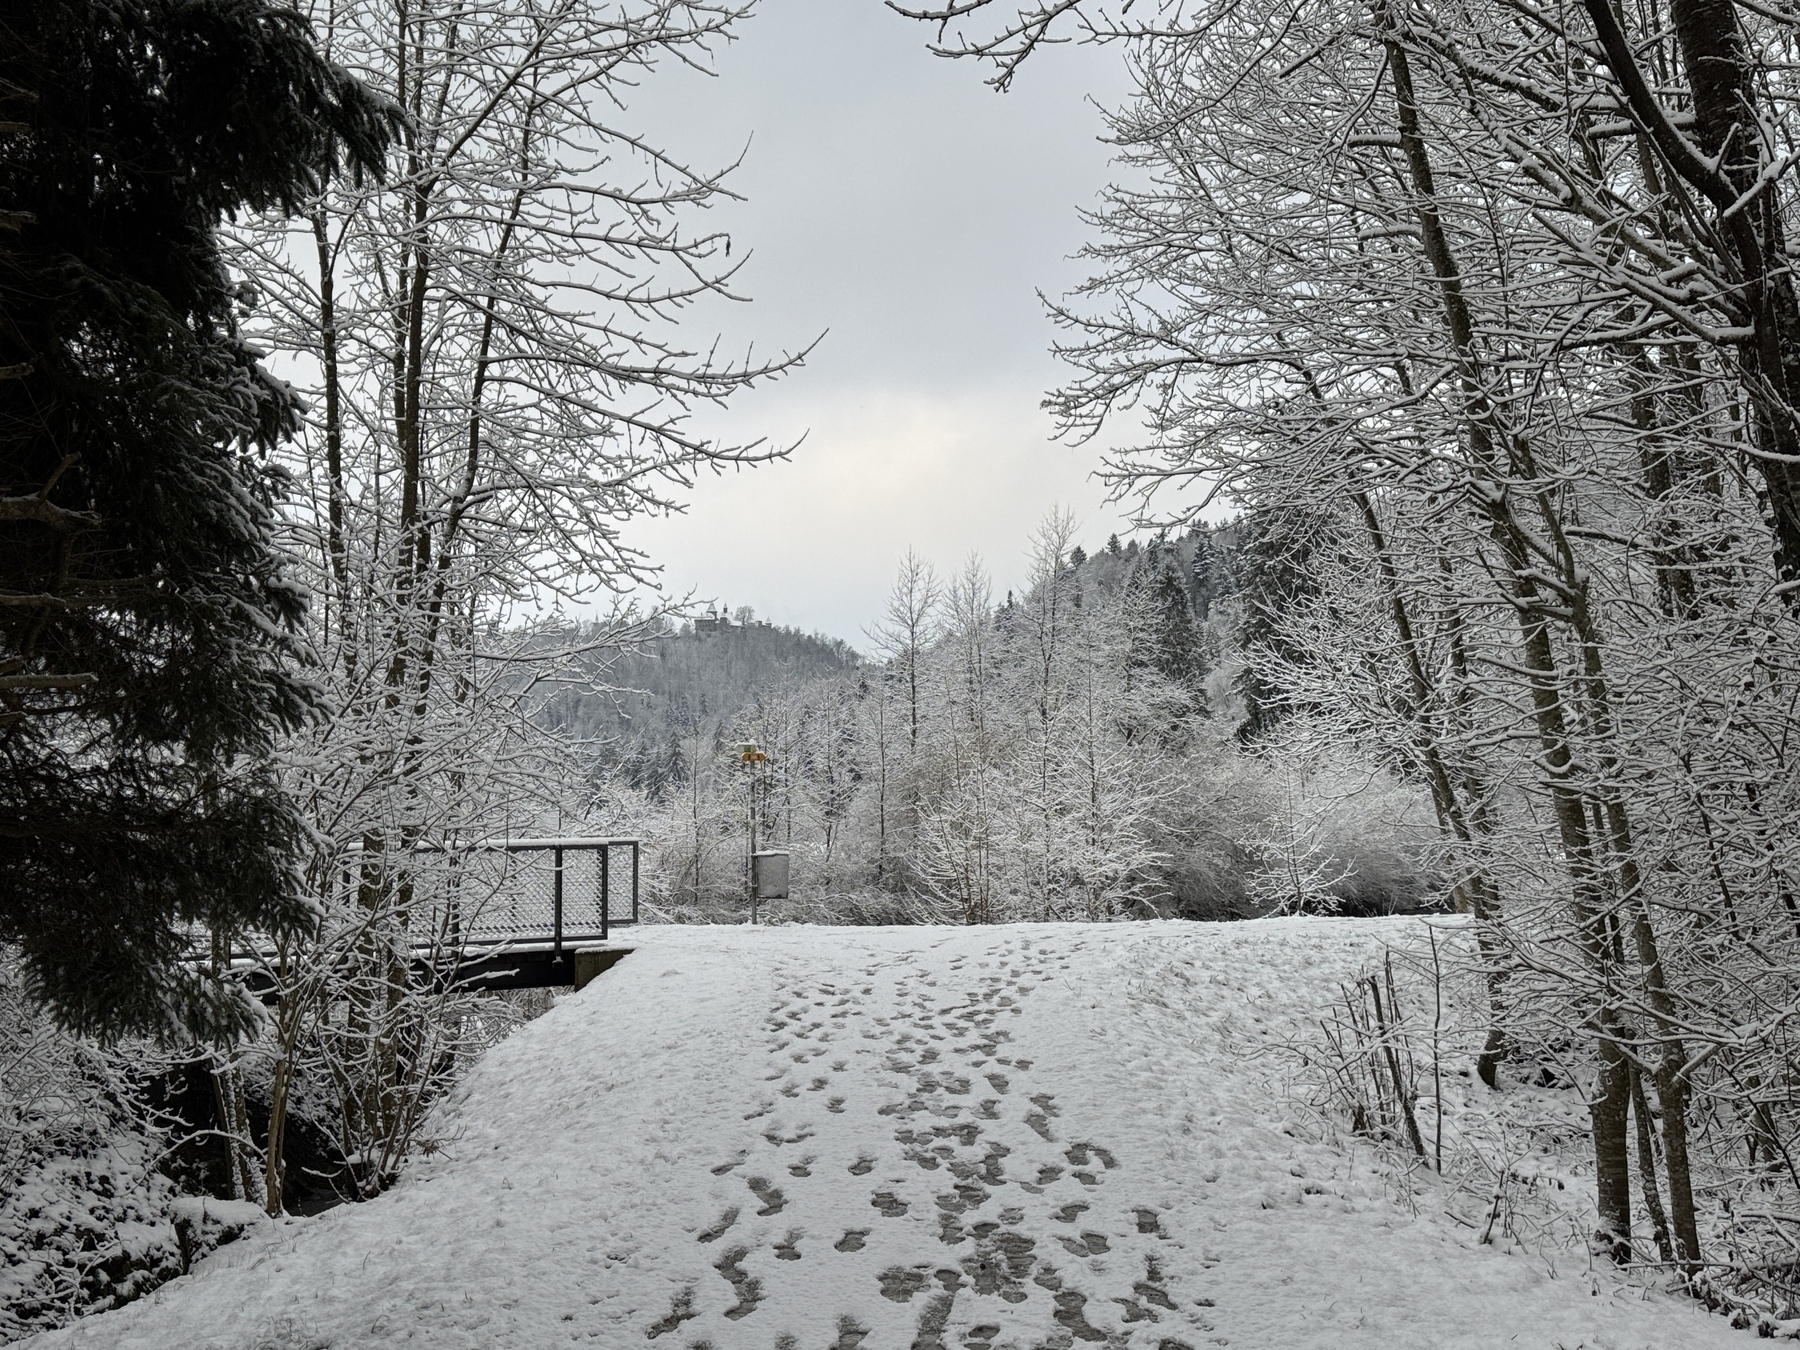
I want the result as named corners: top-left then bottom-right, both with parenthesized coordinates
top-left (752, 850), bottom-right (790, 900)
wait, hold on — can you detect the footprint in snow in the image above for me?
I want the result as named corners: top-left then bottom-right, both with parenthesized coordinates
top-left (934, 1181), bottom-right (989, 1215)
top-left (746, 1176), bottom-right (786, 1215)
top-left (902, 1142), bottom-right (943, 1171)
top-left (948, 1146), bottom-right (1008, 1187)
top-left (1052, 1286), bottom-right (1110, 1342)
top-left (696, 1207), bottom-right (738, 1243)
top-left (1134, 1207), bottom-right (1168, 1237)
top-left (643, 1287), bottom-right (697, 1340)
top-left (1134, 1277), bottom-right (1178, 1312)
top-left (1066, 1142), bottom-right (1117, 1170)
top-left (878, 1266), bottom-right (929, 1302)
top-left (1059, 1231), bottom-right (1109, 1256)
top-left (713, 1245), bottom-right (762, 1320)
top-left (958, 1224), bottom-right (1036, 1302)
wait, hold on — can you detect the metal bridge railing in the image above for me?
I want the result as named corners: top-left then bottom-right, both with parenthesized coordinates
top-left (403, 837), bottom-right (640, 954)
top-left (202, 838), bottom-right (640, 964)
top-left (197, 838), bottom-right (640, 994)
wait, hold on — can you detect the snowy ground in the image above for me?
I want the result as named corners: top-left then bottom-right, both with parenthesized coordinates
top-left (34, 920), bottom-right (1744, 1349)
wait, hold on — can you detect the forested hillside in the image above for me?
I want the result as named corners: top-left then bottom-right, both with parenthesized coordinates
top-left (540, 613), bottom-right (859, 795)
top-left (582, 516), bottom-right (1439, 925)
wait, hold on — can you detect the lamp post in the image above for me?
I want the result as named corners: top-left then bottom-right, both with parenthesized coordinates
top-left (736, 741), bottom-right (768, 922)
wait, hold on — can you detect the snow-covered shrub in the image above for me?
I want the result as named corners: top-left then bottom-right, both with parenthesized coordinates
top-left (1, 956), bottom-right (180, 1340)
top-left (1239, 741), bottom-right (1440, 917)
top-left (1284, 932), bottom-right (1607, 1264)
top-left (1, 959), bottom-right (282, 1341)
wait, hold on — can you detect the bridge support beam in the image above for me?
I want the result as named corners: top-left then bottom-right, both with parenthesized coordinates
top-left (574, 947), bottom-right (632, 992)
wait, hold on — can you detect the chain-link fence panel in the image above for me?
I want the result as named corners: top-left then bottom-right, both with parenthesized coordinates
top-left (420, 842), bottom-right (636, 945)
top-left (202, 840), bottom-right (638, 960)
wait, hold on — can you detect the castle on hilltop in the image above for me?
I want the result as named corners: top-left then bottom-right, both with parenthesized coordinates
top-left (692, 606), bottom-right (770, 635)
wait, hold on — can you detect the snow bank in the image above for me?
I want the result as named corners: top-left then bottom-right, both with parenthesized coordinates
top-left (29, 920), bottom-right (1743, 1348)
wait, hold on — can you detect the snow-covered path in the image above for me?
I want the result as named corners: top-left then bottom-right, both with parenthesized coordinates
top-left (40, 922), bottom-right (1742, 1349)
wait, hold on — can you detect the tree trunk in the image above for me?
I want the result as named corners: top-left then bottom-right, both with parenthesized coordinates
top-left (1383, 27), bottom-right (1647, 1246)
top-left (1631, 1061), bottom-right (1677, 1264)
top-left (1592, 1032), bottom-right (1635, 1261)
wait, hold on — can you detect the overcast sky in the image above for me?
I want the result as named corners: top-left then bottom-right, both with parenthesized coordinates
top-left (612, 0), bottom-right (1148, 647)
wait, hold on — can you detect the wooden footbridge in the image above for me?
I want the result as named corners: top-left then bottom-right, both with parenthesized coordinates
top-left (232, 837), bottom-right (642, 998)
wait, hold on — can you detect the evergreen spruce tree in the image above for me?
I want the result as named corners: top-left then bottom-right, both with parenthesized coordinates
top-left (1231, 511), bottom-right (1324, 743)
top-left (1191, 519), bottom-right (1243, 619)
top-left (0, 0), bottom-right (392, 1040)
top-left (1125, 540), bottom-right (1209, 706)
top-left (1188, 527), bottom-right (1213, 620)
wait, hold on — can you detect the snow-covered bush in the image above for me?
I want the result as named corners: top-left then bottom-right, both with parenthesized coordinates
top-left (3, 943), bottom-right (509, 1340)
top-left (2, 957), bottom-right (185, 1340)
top-left (1242, 744), bottom-right (1441, 918)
